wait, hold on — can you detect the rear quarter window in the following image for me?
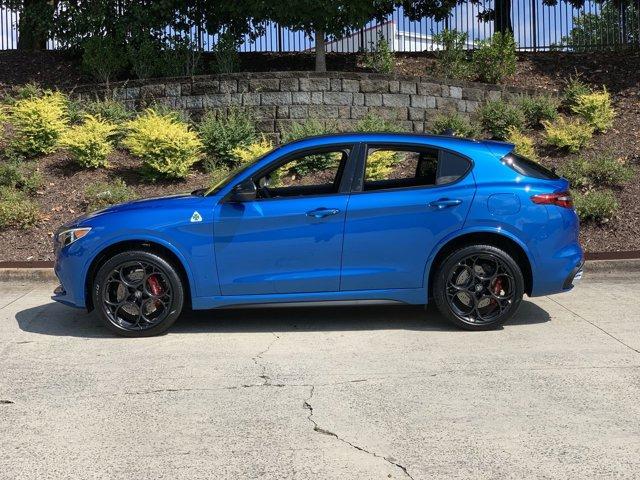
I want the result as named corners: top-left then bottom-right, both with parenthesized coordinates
top-left (501, 153), bottom-right (560, 180)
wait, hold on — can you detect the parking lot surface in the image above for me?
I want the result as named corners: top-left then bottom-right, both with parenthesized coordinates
top-left (1, 272), bottom-right (639, 479)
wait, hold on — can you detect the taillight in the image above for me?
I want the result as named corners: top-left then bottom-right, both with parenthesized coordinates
top-left (530, 191), bottom-right (573, 208)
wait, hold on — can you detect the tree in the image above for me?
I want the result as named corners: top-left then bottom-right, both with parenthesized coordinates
top-left (268, 1), bottom-right (395, 72)
top-left (0, 0), bottom-right (56, 50)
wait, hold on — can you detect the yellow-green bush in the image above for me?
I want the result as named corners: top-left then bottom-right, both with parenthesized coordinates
top-left (432, 112), bottom-right (481, 138)
top-left (0, 160), bottom-right (43, 193)
top-left (0, 187), bottom-right (39, 229)
top-left (505, 126), bottom-right (537, 160)
top-left (123, 109), bottom-right (202, 179)
top-left (571, 88), bottom-right (615, 132)
top-left (543, 117), bottom-right (594, 152)
top-left (573, 190), bottom-right (617, 223)
top-left (231, 135), bottom-right (274, 165)
top-left (559, 154), bottom-right (634, 189)
top-left (62, 115), bottom-right (117, 168)
top-left (9, 91), bottom-right (68, 157)
top-left (365, 150), bottom-right (399, 181)
top-left (85, 179), bottom-right (136, 211)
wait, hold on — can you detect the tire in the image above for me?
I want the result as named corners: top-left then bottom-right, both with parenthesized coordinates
top-left (433, 244), bottom-right (524, 331)
top-left (92, 250), bottom-right (185, 337)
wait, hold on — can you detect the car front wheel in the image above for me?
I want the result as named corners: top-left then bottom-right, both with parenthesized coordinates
top-left (92, 250), bottom-right (184, 337)
top-left (433, 245), bottom-right (524, 330)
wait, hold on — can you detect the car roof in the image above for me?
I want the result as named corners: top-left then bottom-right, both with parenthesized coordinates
top-left (281, 132), bottom-right (513, 158)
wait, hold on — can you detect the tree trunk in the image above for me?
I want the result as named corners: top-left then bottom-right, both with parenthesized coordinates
top-left (17, 0), bottom-right (52, 50)
top-left (494, 0), bottom-right (513, 35)
top-left (315, 29), bottom-right (326, 72)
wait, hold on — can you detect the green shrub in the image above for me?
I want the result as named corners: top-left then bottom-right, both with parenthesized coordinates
top-left (363, 32), bottom-right (394, 74)
top-left (123, 109), bottom-right (202, 179)
top-left (0, 160), bottom-right (42, 193)
top-left (365, 150), bottom-right (400, 181)
top-left (230, 135), bottom-right (274, 165)
top-left (473, 32), bottom-right (517, 83)
top-left (199, 108), bottom-right (256, 171)
top-left (128, 36), bottom-right (162, 80)
top-left (543, 117), bottom-right (594, 152)
top-left (161, 37), bottom-right (201, 77)
top-left (82, 99), bottom-right (133, 124)
top-left (505, 127), bottom-right (537, 160)
top-left (563, 75), bottom-right (591, 108)
top-left (518, 95), bottom-right (559, 127)
top-left (0, 187), bottom-right (39, 229)
top-left (432, 112), bottom-right (481, 138)
top-left (571, 88), bottom-right (615, 132)
top-left (85, 179), bottom-right (136, 211)
top-left (573, 190), bottom-right (618, 223)
top-left (477, 99), bottom-right (525, 139)
top-left (432, 29), bottom-right (472, 79)
top-left (213, 31), bottom-right (240, 74)
top-left (559, 155), bottom-right (634, 189)
top-left (354, 112), bottom-right (404, 133)
top-left (62, 115), bottom-right (117, 168)
top-left (281, 118), bottom-right (340, 176)
top-left (10, 91), bottom-right (68, 157)
top-left (82, 36), bottom-right (128, 86)
top-left (6, 82), bottom-right (41, 102)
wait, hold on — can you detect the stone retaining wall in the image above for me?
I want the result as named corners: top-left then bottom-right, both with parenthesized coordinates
top-left (74, 72), bottom-right (542, 137)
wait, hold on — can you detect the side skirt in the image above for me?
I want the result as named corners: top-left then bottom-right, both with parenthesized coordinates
top-left (191, 288), bottom-right (427, 310)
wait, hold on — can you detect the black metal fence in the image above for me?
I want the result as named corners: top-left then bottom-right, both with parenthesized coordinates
top-left (1, 1), bottom-right (639, 52)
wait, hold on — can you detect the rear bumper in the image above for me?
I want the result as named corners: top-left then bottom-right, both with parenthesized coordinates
top-left (563, 260), bottom-right (584, 290)
top-left (530, 241), bottom-right (584, 297)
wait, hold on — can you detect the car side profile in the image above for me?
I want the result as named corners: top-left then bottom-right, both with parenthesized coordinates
top-left (53, 133), bottom-right (584, 337)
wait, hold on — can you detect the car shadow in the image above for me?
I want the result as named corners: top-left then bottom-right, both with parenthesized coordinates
top-left (15, 300), bottom-right (551, 339)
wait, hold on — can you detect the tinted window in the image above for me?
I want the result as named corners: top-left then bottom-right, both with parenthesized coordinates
top-left (363, 146), bottom-right (469, 191)
top-left (255, 148), bottom-right (349, 199)
top-left (502, 153), bottom-right (559, 180)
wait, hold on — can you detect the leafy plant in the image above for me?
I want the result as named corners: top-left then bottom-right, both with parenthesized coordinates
top-left (85, 179), bottom-right (136, 211)
top-left (0, 187), bottom-right (39, 229)
top-left (573, 190), bottom-right (618, 223)
top-left (476, 99), bottom-right (525, 139)
top-left (231, 135), bottom-right (274, 165)
top-left (82, 99), bottom-right (133, 125)
top-left (505, 127), bottom-right (537, 160)
top-left (354, 112), bottom-right (403, 132)
top-left (432, 112), bottom-right (481, 138)
top-left (363, 32), bottom-right (395, 74)
top-left (81, 36), bottom-right (128, 87)
top-left (199, 108), bottom-right (256, 171)
top-left (10, 91), bottom-right (68, 157)
top-left (0, 160), bottom-right (43, 193)
top-left (431, 29), bottom-right (472, 79)
top-left (543, 117), bottom-right (594, 152)
top-left (365, 150), bottom-right (399, 181)
top-left (571, 88), bottom-right (615, 132)
top-left (281, 118), bottom-right (340, 176)
top-left (61, 115), bottom-right (117, 168)
top-left (212, 31), bottom-right (240, 74)
top-left (473, 32), bottom-right (517, 83)
top-left (517, 95), bottom-right (559, 127)
top-left (123, 109), bottom-right (202, 179)
top-left (162, 36), bottom-right (201, 77)
top-left (559, 155), bottom-right (634, 189)
top-left (128, 36), bottom-right (162, 80)
top-left (563, 74), bottom-right (591, 108)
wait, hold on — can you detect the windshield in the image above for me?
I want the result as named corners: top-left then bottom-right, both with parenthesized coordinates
top-left (203, 148), bottom-right (277, 196)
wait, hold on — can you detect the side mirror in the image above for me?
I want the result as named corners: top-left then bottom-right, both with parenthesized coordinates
top-left (229, 178), bottom-right (257, 202)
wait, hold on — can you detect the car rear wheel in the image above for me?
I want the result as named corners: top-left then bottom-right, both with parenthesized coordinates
top-left (433, 245), bottom-right (524, 330)
top-left (92, 250), bottom-right (184, 337)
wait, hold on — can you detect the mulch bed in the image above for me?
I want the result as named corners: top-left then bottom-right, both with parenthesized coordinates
top-left (1, 50), bottom-right (639, 261)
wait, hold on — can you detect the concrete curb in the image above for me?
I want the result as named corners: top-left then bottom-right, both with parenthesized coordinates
top-left (1, 259), bottom-right (639, 283)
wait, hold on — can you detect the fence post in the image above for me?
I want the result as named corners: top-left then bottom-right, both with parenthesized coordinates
top-left (531, 0), bottom-right (538, 52)
top-left (277, 24), bottom-right (283, 52)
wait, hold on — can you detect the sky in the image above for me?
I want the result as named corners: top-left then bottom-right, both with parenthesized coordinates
top-left (0, 2), bottom-right (610, 53)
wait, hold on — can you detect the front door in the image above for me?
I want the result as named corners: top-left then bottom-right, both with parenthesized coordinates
top-left (340, 144), bottom-right (476, 291)
top-left (214, 145), bottom-right (355, 295)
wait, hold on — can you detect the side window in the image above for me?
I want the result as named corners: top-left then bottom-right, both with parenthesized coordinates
top-left (363, 146), bottom-right (469, 191)
top-left (255, 148), bottom-right (349, 199)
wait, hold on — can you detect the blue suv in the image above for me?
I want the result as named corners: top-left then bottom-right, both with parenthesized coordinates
top-left (53, 133), bottom-right (583, 336)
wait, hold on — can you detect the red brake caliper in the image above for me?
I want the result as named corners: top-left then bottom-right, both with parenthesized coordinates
top-left (147, 275), bottom-right (164, 311)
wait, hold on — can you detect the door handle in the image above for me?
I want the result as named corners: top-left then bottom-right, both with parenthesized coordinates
top-left (428, 198), bottom-right (463, 209)
top-left (306, 208), bottom-right (341, 218)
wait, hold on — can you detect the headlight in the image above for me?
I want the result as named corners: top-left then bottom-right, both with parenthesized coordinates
top-left (57, 227), bottom-right (92, 248)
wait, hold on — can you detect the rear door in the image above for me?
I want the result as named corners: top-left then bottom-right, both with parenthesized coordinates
top-left (340, 143), bottom-right (476, 291)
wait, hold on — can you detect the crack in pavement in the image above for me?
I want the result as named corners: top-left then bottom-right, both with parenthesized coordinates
top-left (303, 385), bottom-right (414, 480)
top-left (547, 296), bottom-right (640, 354)
top-left (251, 332), bottom-right (281, 386)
